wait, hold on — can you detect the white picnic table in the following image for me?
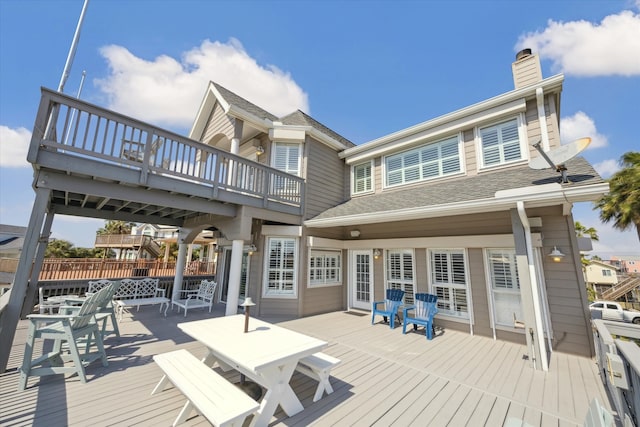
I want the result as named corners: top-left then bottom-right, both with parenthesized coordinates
top-left (178, 314), bottom-right (327, 427)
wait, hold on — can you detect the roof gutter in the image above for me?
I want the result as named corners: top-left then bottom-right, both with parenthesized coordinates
top-left (304, 182), bottom-right (609, 228)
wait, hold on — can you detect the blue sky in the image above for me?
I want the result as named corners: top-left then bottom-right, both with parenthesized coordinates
top-left (1, 0), bottom-right (638, 257)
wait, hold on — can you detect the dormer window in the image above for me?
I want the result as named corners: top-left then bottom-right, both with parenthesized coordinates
top-left (352, 161), bottom-right (372, 194)
top-left (384, 136), bottom-right (461, 188)
top-left (478, 118), bottom-right (525, 168)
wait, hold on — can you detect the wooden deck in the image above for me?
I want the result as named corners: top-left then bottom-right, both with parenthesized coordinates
top-left (0, 305), bottom-right (612, 426)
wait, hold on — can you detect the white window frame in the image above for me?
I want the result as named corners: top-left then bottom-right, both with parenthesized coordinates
top-left (271, 142), bottom-right (302, 177)
top-left (384, 249), bottom-right (415, 305)
top-left (263, 237), bottom-right (298, 298)
top-left (308, 249), bottom-right (342, 287)
top-left (383, 135), bottom-right (463, 188)
top-left (476, 115), bottom-right (528, 170)
top-left (352, 160), bottom-right (374, 195)
top-left (602, 269), bottom-right (612, 277)
top-left (428, 249), bottom-right (471, 321)
top-left (485, 248), bottom-right (521, 329)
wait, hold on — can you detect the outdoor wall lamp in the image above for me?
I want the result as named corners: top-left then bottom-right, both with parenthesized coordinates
top-left (548, 246), bottom-right (565, 262)
top-left (255, 145), bottom-right (265, 156)
top-left (373, 249), bottom-right (381, 259)
top-left (248, 244), bottom-right (257, 255)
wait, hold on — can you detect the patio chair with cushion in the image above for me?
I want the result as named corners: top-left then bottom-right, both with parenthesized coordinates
top-left (371, 288), bottom-right (405, 329)
top-left (18, 284), bottom-right (112, 391)
top-left (402, 293), bottom-right (438, 340)
top-left (171, 279), bottom-right (218, 317)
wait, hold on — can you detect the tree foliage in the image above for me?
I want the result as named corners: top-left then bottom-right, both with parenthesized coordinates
top-left (596, 151), bottom-right (640, 241)
top-left (96, 220), bottom-right (137, 235)
top-left (574, 221), bottom-right (599, 241)
top-left (44, 239), bottom-right (113, 258)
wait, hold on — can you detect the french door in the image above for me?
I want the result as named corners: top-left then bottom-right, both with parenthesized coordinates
top-left (351, 250), bottom-right (373, 310)
top-left (219, 248), bottom-right (249, 304)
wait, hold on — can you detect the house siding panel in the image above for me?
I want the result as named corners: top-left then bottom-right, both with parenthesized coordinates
top-left (304, 138), bottom-right (349, 220)
top-left (201, 102), bottom-right (235, 144)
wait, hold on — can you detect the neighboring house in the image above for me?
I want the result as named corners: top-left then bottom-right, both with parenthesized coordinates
top-left (187, 48), bottom-right (607, 362)
top-left (584, 260), bottom-right (619, 296)
top-left (611, 256), bottom-right (640, 274)
top-left (0, 225), bottom-right (26, 290)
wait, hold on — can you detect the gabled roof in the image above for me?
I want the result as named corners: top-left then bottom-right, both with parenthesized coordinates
top-left (213, 82), bottom-right (279, 122)
top-left (587, 260), bottom-right (617, 270)
top-left (305, 157), bottom-right (608, 227)
top-left (280, 110), bottom-right (354, 148)
top-left (190, 82), bottom-right (353, 150)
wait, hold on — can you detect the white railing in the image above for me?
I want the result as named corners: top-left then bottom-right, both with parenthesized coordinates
top-left (29, 88), bottom-right (304, 212)
top-left (592, 318), bottom-right (640, 426)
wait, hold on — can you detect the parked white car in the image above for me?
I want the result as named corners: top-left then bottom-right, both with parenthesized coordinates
top-left (589, 301), bottom-right (640, 324)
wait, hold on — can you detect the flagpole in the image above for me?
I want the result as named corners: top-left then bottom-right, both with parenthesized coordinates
top-left (57, 0), bottom-right (90, 93)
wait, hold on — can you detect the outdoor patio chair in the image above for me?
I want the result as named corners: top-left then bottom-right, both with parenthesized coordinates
top-left (18, 285), bottom-right (112, 391)
top-left (171, 279), bottom-right (218, 317)
top-left (38, 287), bottom-right (61, 314)
top-left (87, 279), bottom-right (121, 338)
top-left (402, 293), bottom-right (438, 340)
top-left (371, 288), bottom-right (405, 329)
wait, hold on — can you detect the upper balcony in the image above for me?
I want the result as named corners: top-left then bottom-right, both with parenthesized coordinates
top-left (27, 88), bottom-right (305, 226)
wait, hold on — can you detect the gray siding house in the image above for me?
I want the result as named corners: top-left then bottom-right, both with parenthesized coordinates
top-left (187, 50), bottom-right (608, 365)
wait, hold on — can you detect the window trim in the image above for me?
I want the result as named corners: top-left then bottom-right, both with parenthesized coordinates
top-left (475, 115), bottom-right (528, 171)
top-left (484, 248), bottom-right (522, 330)
top-left (384, 249), bottom-right (416, 305)
top-left (271, 141), bottom-right (302, 177)
top-left (262, 236), bottom-right (298, 299)
top-left (308, 249), bottom-right (343, 288)
top-left (351, 160), bottom-right (374, 195)
top-left (427, 248), bottom-right (472, 323)
top-left (382, 135), bottom-right (463, 189)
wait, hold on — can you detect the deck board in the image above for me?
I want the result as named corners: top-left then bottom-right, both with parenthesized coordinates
top-left (0, 305), bottom-right (614, 426)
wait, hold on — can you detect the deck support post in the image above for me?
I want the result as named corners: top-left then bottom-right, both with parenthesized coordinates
top-left (0, 188), bottom-right (50, 373)
top-left (172, 229), bottom-right (190, 304)
top-left (20, 212), bottom-right (55, 318)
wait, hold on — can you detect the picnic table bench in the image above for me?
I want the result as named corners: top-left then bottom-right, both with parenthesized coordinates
top-left (113, 278), bottom-right (169, 320)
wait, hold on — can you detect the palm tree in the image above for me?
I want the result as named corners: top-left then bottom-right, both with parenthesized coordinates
top-left (595, 151), bottom-right (640, 242)
top-left (575, 221), bottom-right (599, 241)
top-left (96, 220), bottom-right (137, 235)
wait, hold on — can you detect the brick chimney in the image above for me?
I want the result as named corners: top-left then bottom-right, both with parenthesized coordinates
top-left (512, 48), bottom-right (543, 89)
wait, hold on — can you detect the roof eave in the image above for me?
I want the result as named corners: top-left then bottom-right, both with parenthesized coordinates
top-left (304, 181), bottom-right (608, 228)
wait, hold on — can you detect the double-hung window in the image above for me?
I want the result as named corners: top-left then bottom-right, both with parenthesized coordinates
top-left (309, 250), bottom-right (342, 286)
top-left (429, 249), bottom-right (469, 319)
top-left (486, 249), bottom-right (521, 327)
top-left (264, 237), bottom-right (297, 297)
top-left (385, 136), bottom-right (461, 187)
top-left (386, 250), bottom-right (415, 304)
top-left (353, 162), bottom-right (372, 194)
top-left (479, 118), bottom-right (523, 167)
top-left (602, 269), bottom-right (612, 277)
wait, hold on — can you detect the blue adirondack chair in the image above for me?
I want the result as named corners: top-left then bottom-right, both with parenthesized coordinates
top-left (402, 293), bottom-right (438, 340)
top-left (371, 289), bottom-right (405, 329)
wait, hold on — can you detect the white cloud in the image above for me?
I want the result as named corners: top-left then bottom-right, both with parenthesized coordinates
top-left (95, 38), bottom-right (309, 129)
top-left (517, 10), bottom-right (640, 76)
top-left (593, 159), bottom-right (621, 178)
top-left (560, 111), bottom-right (608, 148)
top-left (0, 126), bottom-right (31, 168)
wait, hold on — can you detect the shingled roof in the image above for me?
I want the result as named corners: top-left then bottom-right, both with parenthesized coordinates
top-left (212, 83), bottom-right (353, 147)
top-left (213, 82), bottom-right (279, 122)
top-left (280, 110), bottom-right (354, 147)
top-left (307, 157), bottom-right (605, 222)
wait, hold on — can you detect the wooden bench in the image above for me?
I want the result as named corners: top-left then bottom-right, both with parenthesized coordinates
top-left (295, 352), bottom-right (341, 402)
top-left (152, 349), bottom-right (259, 427)
top-left (114, 278), bottom-right (169, 320)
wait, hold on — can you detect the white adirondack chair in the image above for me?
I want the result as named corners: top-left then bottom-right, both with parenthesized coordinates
top-left (172, 279), bottom-right (218, 317)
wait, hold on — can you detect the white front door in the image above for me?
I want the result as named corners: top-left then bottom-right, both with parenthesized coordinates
top-left (351, 250), bottom-right (373, 310)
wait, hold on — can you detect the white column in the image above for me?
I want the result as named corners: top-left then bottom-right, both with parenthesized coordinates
top-left (171, 230), bottom-right (189, 300)
top-left (225, 239), bottom-right (244, 316)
